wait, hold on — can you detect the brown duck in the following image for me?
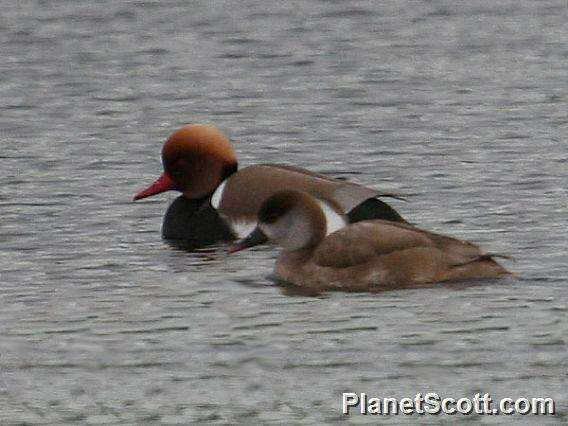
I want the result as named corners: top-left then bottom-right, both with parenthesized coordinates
top-left (229, 190), bottom-right (511, 292)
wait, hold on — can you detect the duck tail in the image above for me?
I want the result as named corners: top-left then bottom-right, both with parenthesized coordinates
top-left (375, 192), bottom-right (408, 202)
top-left (447, 252), bottom-right (514, 280)
top-left (453, 252), bottom-right (515, 268)
top-left (480, 253), bottom-right (515, 262)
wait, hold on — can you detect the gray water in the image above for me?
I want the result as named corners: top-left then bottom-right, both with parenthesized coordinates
top-left (1, 1), bottom-right (567, 424)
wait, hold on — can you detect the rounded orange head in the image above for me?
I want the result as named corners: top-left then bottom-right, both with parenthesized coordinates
top-left (133, 124), bottom-right (238, 201)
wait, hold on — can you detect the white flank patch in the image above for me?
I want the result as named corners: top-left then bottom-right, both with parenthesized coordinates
top-left (317, 200), bottom-right (347, 235)
top-left (210, 179), bottom-right (227, 209)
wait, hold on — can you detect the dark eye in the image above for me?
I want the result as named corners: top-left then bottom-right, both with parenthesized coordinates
top-left (168, 159), bottom-right (188, 179)
top-left (260, 206), bottom-right (281, 223)
top-left (264, 211), bottom-right (279, 223)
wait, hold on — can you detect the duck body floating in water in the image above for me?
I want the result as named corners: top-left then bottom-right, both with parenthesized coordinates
top-left (133, 124), bottom-right (406, 248)
top-left (230, 190), bottom-right (511, 292)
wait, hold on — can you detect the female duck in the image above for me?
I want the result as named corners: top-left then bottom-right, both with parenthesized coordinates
top-left (230, 190), bottom-right (511, 291)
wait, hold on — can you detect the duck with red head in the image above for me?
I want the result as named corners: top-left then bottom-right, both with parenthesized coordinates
top-left (134, 125), bottom-right (238, 201)
top-left (134, 124), bottom-right (407, 248)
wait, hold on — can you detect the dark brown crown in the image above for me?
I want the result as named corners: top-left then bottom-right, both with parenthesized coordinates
top-left (258, 190), bottom-right (303, 223)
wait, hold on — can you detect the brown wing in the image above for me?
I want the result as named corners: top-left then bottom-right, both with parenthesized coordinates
top-left (217, 164), bottom-right (381, 220)
top-left (256, 163), bottom-right (338, 181)
top-left (266, 163), bottom-right (404, 200)
top-left (312, 220), bottom-right (484, 268)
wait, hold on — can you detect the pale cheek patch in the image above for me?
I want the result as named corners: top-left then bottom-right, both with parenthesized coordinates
top-left (317, 200), bottom-right (347, 235)
top-left (232, 221), bottom-right (257, 239)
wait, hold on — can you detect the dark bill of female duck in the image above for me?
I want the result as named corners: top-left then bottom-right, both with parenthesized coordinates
top-left (229, 190), bottom-right (512, 291)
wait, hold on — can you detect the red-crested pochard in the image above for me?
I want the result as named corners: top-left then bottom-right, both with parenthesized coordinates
top-left (133, 124), bottom-right (406, 247)
top-left (229, 190), bottom-right (511, 292)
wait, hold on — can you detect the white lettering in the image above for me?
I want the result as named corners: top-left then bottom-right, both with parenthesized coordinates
top-left (340, 393), bottom-right (555, 416)
top-left (442, 397), bottom-right (456, 415)
top-left (501, 398), bottom-right (514, 415)
top-left (424, 392), bottom-right (441, 414)
top-left (414, 393), bottom-right (425, 414)
top-left (342, 393), bottom-right (359, 415)
top-left (368, 397), bottom-right (381, 415)
top-left (383, 397), bottom-right (398, 415)
top-left (457, 397), bottom-right (473, 414)
top-left (400, 397), bottom-right (413, 415)
top-left (516, 398), bottom-right (530, 415)
top-left (533, 398), bottom-right (555, 415)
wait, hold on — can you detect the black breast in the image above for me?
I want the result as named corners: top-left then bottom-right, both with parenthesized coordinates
top-left (162, 196), bottom-right (235, 249)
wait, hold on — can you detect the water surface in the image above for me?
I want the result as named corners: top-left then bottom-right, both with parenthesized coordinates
top-left (1, 0), bottom-right (567, 423)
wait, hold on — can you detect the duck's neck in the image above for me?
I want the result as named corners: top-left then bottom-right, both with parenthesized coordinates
top-left (192, 162), bottom-right (238, 206)
top-left (221, 162), bottom-right (238, 181)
